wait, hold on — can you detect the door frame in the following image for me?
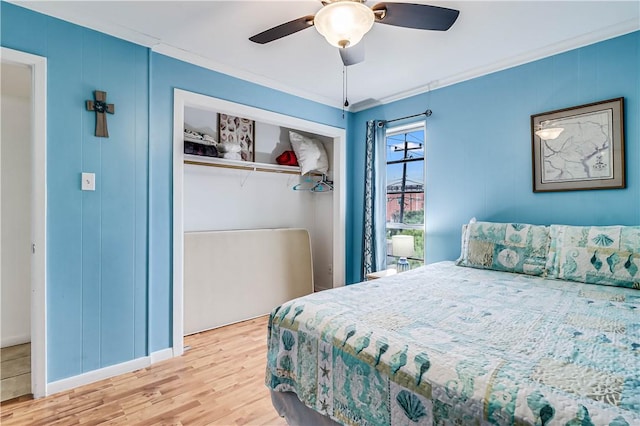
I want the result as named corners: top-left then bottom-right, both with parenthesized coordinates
top-left (171, 88), bottom-right (346, 356)
top-left (1, 47), bottom-right (48, 398)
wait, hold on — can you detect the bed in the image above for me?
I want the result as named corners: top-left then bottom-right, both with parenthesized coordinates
top-left (266, 222), bottom-right (640, 425)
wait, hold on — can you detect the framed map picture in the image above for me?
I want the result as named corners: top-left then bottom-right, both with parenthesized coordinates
top-left (531, 97), bottom-right (625, 192)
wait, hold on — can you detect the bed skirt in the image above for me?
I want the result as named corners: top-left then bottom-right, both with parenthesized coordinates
top-left (270, 390), bottom-right (340, 426)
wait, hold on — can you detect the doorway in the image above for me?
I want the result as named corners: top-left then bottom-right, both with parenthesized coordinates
top-left (1, 60), bottom-right (32, 401)
top-left (0, 48), bottom-right (47, 399)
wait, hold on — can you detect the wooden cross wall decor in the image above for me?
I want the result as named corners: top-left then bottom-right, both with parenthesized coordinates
top-left (86, 90), bottom-right (115, 137)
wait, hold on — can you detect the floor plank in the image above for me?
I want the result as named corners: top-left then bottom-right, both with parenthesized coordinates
top-left (0, 316), bottom-right (287, 425)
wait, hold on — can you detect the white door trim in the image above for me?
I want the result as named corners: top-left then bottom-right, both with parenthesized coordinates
top-left (171, 88), bottom-right (346, 356)
top-left (1, 47), bottom-right (48, 398)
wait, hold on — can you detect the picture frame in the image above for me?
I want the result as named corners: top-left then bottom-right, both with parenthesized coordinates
top-left (531, 97), bottom-right (625, 192)
top-left (218, 113), bottom-right (255, 162)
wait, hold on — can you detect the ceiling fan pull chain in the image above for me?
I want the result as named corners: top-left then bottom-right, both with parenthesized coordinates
top-left (342, 66), bottom-right (349, 118)
top-left (342, 66), bottom-right (344, 118)
top-left (343, 66), bottom-right (349, 108)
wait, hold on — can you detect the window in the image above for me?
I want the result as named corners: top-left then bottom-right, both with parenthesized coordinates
top-left (385, 124), bottom-right (425, 269)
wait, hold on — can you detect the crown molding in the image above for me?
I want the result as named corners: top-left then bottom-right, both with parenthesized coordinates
top-left (10, 1), bottom-right (639, 114)
top-left (8, 1), bottom-right (163, 47)
top-left (151, 44), bottom-right (340, 108)
top-left (9, 1), bottom-right (342, 108)
top-left (350, 19), bottom-right (640, 112)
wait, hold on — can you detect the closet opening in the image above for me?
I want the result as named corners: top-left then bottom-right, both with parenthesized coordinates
top-left (171, 89), bottom-right (346, 356)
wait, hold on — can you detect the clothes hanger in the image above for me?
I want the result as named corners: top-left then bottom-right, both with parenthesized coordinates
top-left (311, 174), bottom-right (333, 192)
top-left (292, 173), bottom-right (333, 192)
top-left (292, 174), bottom-right (316, 191)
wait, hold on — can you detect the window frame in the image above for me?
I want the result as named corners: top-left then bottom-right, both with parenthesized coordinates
top-left (384, 121), bottom-right (426, 265)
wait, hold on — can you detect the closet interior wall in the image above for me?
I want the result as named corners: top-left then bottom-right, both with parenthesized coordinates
top-left (182, 106), bottom-right (335, 291)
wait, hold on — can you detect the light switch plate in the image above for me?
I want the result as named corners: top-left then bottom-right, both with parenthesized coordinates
top-left (81, 172), bottom-right (96, 191)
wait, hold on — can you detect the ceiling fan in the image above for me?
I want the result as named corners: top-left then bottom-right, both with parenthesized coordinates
top-left (249, 0), bottom-right (460, 66)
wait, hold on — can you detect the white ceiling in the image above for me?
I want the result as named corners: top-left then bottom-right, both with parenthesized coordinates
top-left (12, 1), bottom-right (640, 111)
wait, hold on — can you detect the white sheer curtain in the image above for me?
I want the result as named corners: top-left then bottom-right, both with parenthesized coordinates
top-left (362, 120), bottom-right (387, 278)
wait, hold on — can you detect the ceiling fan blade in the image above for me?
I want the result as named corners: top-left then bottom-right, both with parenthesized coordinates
top-left (339, 44), bottom-right (365, 66)
top-left (249, 15), bottom-right (315, 44)
top-left (372, 3), bottom-right (459, 31)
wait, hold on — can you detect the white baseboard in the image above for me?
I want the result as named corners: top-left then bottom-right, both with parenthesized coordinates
top-left (150, 347), bottom-right (174, 364)
top-left (1, 335), bottom-right (31, 348)
top-left (46, 348), bottom-right (177, 396)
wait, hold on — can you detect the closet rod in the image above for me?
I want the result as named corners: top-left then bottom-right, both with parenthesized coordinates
top-left (184, 159), bottom-right (301, 175)
top-left (377, 109), bottom-right (432, 127)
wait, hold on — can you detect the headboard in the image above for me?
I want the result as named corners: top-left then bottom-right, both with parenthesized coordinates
top-left (183, 228), bottom-right (314, 335)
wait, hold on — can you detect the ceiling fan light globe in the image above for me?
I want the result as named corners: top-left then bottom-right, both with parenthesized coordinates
top-left (314, 1), bottom-right (374, 48)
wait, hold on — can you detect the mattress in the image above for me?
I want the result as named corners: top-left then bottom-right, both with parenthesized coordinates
top-left (266, 261), bottom-right (640, 425)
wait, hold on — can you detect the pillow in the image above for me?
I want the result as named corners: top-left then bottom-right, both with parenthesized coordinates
top-left (456, 217), bottom-right (476, 263)
top-left (546, 224), bottom-right (640, 289)
top-left (289, 131), bottom-right (329, 176)
top-left (456, 221), bottom-right (549, 276)
top-left (276, 150), bottom-right (298, 166)
top-left (544, 225), bottom-right (562, 278)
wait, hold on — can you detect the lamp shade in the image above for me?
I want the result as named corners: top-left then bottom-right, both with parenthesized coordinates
top-left (535, 121), bottom-right (564, 141)
top-left (535, 127), bottom-right (564, 140)
top-left (392, 235), bottom-right (415, 258)
top-left (314, 1), bottom-right (374, 48)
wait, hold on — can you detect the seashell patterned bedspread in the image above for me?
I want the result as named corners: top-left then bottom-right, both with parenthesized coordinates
top-left (266, 261), bottom-right (640, 425)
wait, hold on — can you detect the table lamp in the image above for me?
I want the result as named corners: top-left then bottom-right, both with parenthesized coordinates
top-left (392, 235), bottom-right (414, 272)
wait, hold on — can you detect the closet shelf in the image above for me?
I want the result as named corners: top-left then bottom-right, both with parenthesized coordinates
top-left (184, 154), bottom-right (302, 175)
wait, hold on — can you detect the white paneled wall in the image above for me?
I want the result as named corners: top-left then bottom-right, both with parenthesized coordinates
top-left (183, 164), bottom-right (314, 231)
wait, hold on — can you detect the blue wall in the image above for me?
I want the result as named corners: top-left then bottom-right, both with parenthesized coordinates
top-left (1, 2), bottom-right (149, 381)
top-left (347, 31), bottom-right (640, 284)
top-left (3, 0), bottom-right (639, 383)
top-left (1, 1), bottom-right (346, 382)
top-left (148, 54), bottom-right (346, 352)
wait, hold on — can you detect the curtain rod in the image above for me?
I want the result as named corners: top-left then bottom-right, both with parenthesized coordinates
top-left (377, 109), bottom-right (432, 127)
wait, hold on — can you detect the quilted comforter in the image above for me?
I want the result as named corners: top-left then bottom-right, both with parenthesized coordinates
top-left (266, 261), bottom-right (640, 425)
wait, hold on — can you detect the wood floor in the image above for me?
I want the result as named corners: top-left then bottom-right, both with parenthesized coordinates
top-left (0, 316), bottom-right (287, 425)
